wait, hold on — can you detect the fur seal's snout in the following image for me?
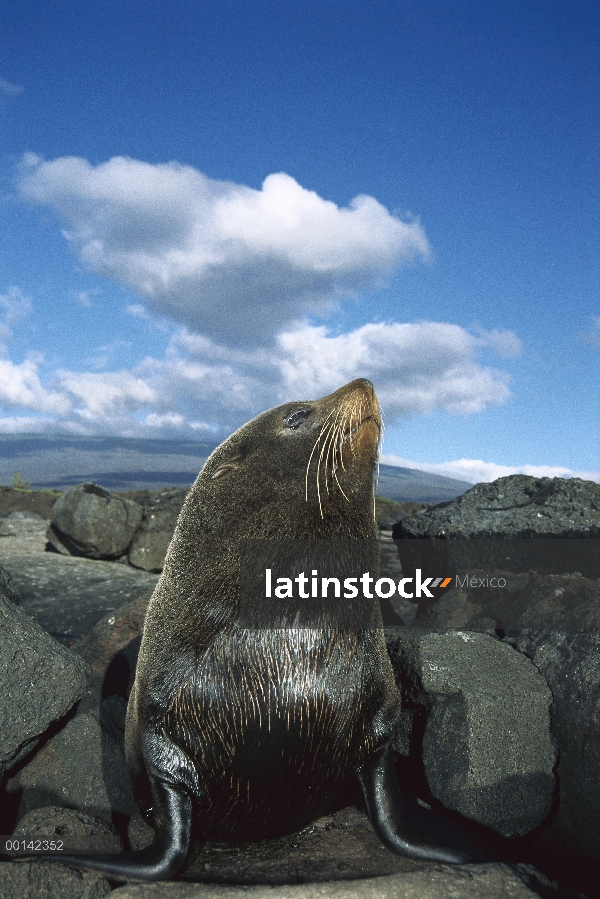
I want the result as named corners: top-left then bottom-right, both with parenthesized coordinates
top-left (35, 379), bottom-right (490, 881)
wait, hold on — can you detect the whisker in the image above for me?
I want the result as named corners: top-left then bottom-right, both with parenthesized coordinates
top-left (304, 387), bottom-right (381, 518)
top-left (305, 410), bottom-right (335, 504)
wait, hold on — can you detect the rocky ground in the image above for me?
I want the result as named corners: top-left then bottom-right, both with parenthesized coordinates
top-left (0, 512), bottom-right (159, 645)
top-left (0, 481), bottom-right (597, 898)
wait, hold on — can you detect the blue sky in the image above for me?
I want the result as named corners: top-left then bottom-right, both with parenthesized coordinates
top-left (1, 0), bottom-right (599, 484)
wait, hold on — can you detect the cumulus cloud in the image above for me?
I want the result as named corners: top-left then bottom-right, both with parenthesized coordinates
top-left (55, 369), bottom-right (156, 416)
top-left (380, 455), bottom-right (600, 486)
top-left (0, 358), bottom-right (71, 414)
top-left (19, 154), bottom-right (430, 346)
top-left (276, 321), bottom-right (513, 414)
top-left (8, 157), bottom-right (521, 442)
top-left (0, 319), bottom-right (518, 438)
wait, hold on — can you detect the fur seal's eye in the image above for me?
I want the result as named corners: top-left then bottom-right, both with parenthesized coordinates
top-left (284, 409), bottom-right (310, 429)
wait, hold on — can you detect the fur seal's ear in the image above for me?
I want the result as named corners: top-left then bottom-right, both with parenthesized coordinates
top-left (211, 463), bottom-right (240, 479)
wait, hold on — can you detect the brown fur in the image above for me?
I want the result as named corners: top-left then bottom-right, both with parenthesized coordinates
top-left (125, 379), bottom-right (401, 840)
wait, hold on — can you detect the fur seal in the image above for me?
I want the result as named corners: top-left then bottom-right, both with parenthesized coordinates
top-left (43, 379), bottom-right (487, 879)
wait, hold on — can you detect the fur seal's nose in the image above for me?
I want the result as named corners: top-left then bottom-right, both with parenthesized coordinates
top-left (357, 378), bottom-right (374, 392)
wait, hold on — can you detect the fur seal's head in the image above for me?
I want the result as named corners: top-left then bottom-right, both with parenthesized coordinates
top-left (189, 378), bottom-right (381, 541)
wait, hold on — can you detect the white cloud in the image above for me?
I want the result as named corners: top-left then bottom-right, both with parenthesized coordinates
top-left (0, 317), bottom-right (519, 437)
top-left (0, 286), bottom-right (32, 347)
top-left (19, 155), bottom-right (430, 346)
top-left (380, 454), bottom-right (600, 485)
top-left (126, 303), bottom-right (149, 319)
top-left (276, 321), bottom-right (513, 414)
top-left (74, 290), bottom-right (94, 307)
top-left (0, 358), bottom-right (71, 414)
top-left (473, 327), bottom-right (523, 358)
top-left (9, 156), bottom-right (521, 441)
top-left (0, 77), bottom-right (23, 97)
top-left (85, 339), bottom-right (133, 370)
top-left (55, 370), bottom-right (156, 416)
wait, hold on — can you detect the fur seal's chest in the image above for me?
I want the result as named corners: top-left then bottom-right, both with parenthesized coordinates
top-left (161, 626), bottom-right (401, 839)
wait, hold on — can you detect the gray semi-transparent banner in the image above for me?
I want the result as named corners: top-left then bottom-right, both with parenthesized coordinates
top-left (239, 539), bottom-right (381, 629)
top-left (239, 538), bottom-right (600, 631)
top-left (0, 835), bottom-right (123, 855)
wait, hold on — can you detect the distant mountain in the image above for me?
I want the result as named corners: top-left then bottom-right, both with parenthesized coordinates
top-left (0, 434), bottom-right (216, 492)
top-left (376, 463), bottom-right (472, 504)
top-left (0, 434), bottom-right (473, 503)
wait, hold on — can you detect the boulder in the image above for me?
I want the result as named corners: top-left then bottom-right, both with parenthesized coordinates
top-left (72, 594), bottom-right (150, 697)
top-left (394, 477), bottom-right (600, 600)
top-left (386, 630), bottom-right (556, 837)
top-left (505, 630), bottom-right (600, 866)
top-left (0, 550), bottom-right (158, 646)
top-left (127, 487), bottom-right (188, 571)
top-left (416, 572), bottom-right (600, 870)
top-left (397, 476), bottom-right (600, 540)
top-left (6, 691), bottom-right (138, 825)
top-left (0, 573), bottom-right (90, 781)
top-left (47, 482), bottom-right (143, 559)
top-left (417, 569), bottom-right (600, 633)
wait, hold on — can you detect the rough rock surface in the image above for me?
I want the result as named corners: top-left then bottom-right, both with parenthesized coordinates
top-left (72, 594), bottom-right (150, 697)
top-left (394, 476), bottom-right (600, 584)
top-left (504, 631), bottom-right (600, 866)
top-left (6, 691), bottom-right (138, 825)
top-left (0, 570), bottom-right (90, 781)
top-left (417, 569), bottom-right (600, 633)
top-left (0, 542), bottom-right (158, 645)
top-left (106, 863), bottom-right (585, 898)
top-left (0, 512), bottom-right (50, 556)
top-left (48, 482), bottom-right (143, 559)
top-left (128, 487), bottom-right (188, 571)
top-left (0, 557), bottom-right (20, 604)
top-left (397, 476), bottom-right (600, 539)
top-left (386, 630), bottom-right (556, 837)
top-left (0, 806), bottom-right (118, 898)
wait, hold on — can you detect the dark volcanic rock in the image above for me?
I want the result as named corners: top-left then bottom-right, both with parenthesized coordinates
top-left (394, 476), bottom-right (600, 589)
top-left (6, 692), bottom-right (137, 824)
top-left (0, 806), bottom-right (118, 898)
top-left (106, 863), bottom-right (583, 898)
top-left (0, 579), bottom-right (90, 781)
top-left (48, 482), bottom-right (143, 559)
top-left (170, 806), bottom-right (427, 885)
top-left (0, 561), bottom-right (20, 605)
top-left (385, 630), bottom-right (556, 837)
top-left (127, 487), bottom-right (188, 571)
top-left (0, 550), bottom-right (158, 645)
top-left (504, 631), bottom-right (600, 867)
top-left (417, 570), bottom-right (600, 633)
top-left (72, 594), bottom-right (150, 697)
top-left (397, 476), bottom-right (600, 540)
top-left (419, 574), bottom-right (600, 874)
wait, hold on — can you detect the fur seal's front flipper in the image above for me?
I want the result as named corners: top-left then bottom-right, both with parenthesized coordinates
top-left (357, 742), bottom-right (490, 864)
top-left (32, 780), bottom-right (193, 882)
